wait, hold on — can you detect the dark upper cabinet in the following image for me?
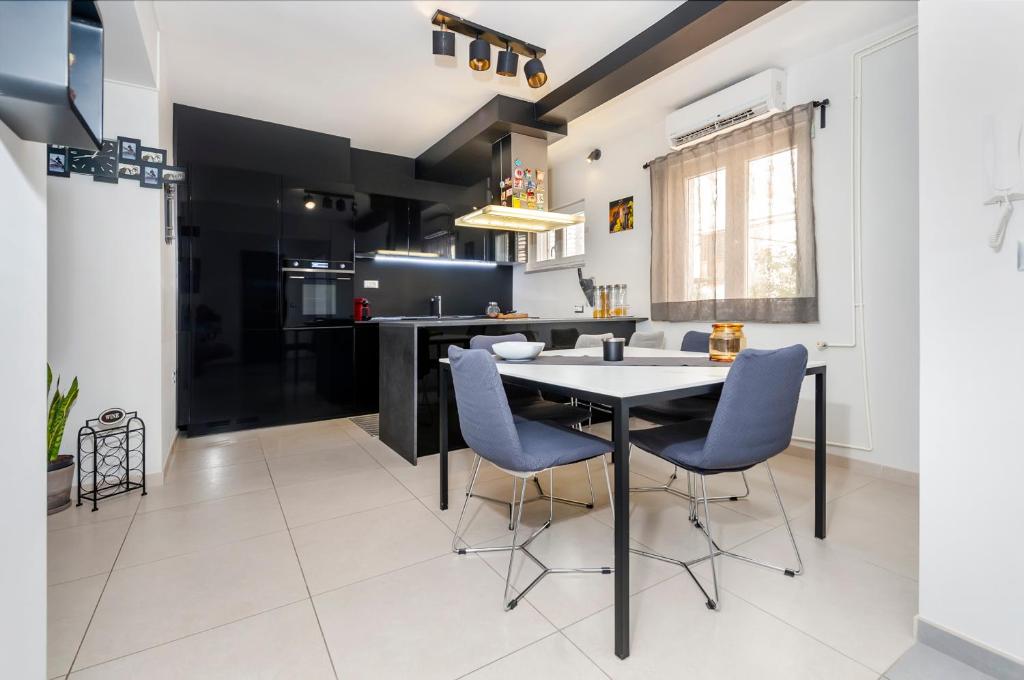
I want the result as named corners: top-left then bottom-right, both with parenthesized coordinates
top-left (187, 164), bottom-right (281, 331)
top-left (280, 180), bottom-right (354, 262)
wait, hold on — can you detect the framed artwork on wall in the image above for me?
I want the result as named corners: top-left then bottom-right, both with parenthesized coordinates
top-left (118, 164), bottom-right (141, 181)
top-left (609, 196), bottom-right (634, 233)
top-left (139, 146), bottom-right (166, 164)
top-left (140, 163), bottom-right (163, 188)
top-left (47, 145), bottom-right (70, 177)
top-left (161, 166), bottom-right (186, 184)
top-left (118, 136), bottom-right (141, 163)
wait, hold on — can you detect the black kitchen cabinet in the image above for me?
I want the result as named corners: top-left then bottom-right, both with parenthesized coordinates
top-left (282, 327), bottom-right (355, 422)
top-left (281, 179), bottom-right (355, 262)
top-left (179, 164), bottom-right (284, 433)
top-left (354, 324), bottom-right (380, 414)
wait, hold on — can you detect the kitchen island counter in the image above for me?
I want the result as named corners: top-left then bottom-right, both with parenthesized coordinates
top-left (378, 317), bottom-right (644, 463)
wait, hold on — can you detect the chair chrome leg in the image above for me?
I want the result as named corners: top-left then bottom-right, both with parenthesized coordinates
top-left (503, 476), bottom-right (528, 609)
top-left (699, 475), bottom-right (720, 610)
top-left (630, 462), bottom-right (802, 610)
top-left (631, 464), bottom-right (751, 505)
top-left (504, 466), bottom-right (612, 611)
top-left (531, 460), bottom-right (596, 510)
top-left (452, 455), bottom-right (484, 554)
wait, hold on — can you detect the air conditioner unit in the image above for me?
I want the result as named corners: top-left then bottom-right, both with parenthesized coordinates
top-left (665, 68), bottom-right (786, 150)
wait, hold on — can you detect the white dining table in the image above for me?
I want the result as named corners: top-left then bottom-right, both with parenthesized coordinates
top-left (437, 346), bottom-right (827, 660)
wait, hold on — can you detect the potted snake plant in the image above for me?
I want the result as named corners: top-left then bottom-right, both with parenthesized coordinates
top-left (47, 365), bottom-right (79, 515)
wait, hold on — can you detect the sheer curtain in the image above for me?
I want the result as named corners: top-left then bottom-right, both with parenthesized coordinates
top-left (650, 103), bottom-right (817, 322)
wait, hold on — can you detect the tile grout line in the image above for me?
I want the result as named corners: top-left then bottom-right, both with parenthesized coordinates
top-left (62, 485), bottom-right (146, 679)
top-left (65, 597), bottom-right (313, 675)
top-left (261, 437), bottom-right (342, 680)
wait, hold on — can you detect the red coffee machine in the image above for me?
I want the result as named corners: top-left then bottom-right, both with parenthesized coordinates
top-left (353, 297), bottom-right (371, 321)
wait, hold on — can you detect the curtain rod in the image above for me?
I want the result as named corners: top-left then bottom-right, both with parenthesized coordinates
top-left (641, 99), bottom-right (830, 170)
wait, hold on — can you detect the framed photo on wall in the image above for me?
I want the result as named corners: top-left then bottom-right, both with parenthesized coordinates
top-left (609, 196), bottom-right (634, 233)
top-left (47, 145), bottom-right (70, 177)
top-left (140, 163), bottom-right (163, 188)
top-left (161, 166), bottom-right (186, 184)
top-left (118, 164), bottom-right (141, 181)
top-left (117, 136), bottom-right (141, 163)
top-left (139, 146), bottom-right (166, 165)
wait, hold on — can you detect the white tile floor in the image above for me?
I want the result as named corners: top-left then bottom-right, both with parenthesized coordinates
top-left (47, 417), bottom-right (920, 679)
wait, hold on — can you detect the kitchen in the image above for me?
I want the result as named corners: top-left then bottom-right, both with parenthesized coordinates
top-left (174, 104), bottom-right (642, 442)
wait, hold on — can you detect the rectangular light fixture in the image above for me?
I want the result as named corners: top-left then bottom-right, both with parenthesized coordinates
top-left (375, 249), bottom-right (439, 258)
top-left (373, 253), bottom-right (497, 268)
top-left (454, 205), bottom-right (585, 233)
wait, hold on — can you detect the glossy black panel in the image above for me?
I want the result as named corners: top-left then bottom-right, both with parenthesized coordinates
top-left (174, 104), bottom-right (351, 182)
top-left (354, 259), bottom-right (512, 318)
top-left (281, 179), bottom-right (355, 261)
top-left (282, 327), bottom-right (355, 421)
top-left (354, 324), bottom-right (379, 414)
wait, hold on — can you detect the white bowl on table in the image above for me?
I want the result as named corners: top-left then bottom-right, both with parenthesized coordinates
top-left (492, 341), bottom-right (545, 362)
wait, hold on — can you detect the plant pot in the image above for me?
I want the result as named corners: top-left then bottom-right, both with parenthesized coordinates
top-left (47, 455), bottom-right (74, 515)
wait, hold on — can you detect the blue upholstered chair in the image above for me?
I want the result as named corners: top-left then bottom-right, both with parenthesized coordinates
top-left (680, 330), bottom-right (711, 352)
top-left (632, 329), bottom-right (750, 504)
top-left (469, 334), bottom-right (597, 517)
top-left (447, 346), bottom-right (615, 610)
top-left (629, 345), bottom-right (808, 610)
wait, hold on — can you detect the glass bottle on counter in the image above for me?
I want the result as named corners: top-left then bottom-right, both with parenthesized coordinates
top-left (618, 284), bottom-right (629, 316)
top-left (598, 285), bottom-right (609, 318)
top-left (610, 284), bottom-right (621, 317)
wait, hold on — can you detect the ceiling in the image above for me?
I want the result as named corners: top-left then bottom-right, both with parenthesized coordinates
top-left (153, 1), bottom-right (682, 158)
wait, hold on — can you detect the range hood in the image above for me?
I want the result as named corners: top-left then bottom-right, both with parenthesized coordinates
top-left (0, 1), bottom-right (104, 149)
top-left (455, 133), bottom-right (580, 233)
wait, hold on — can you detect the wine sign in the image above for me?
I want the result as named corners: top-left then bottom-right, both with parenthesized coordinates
top-left (97, 407), bottom-right (127, 429)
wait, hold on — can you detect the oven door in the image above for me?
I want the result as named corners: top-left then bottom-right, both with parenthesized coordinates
top-left (282, 271), bottom-right (353, 329)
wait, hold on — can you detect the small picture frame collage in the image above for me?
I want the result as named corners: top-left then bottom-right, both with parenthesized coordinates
top-left (47, 137), bottom-right (185, 189)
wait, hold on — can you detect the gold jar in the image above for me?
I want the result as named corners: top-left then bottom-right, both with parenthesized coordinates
top-left (709, 323), bottom-right (747, 362)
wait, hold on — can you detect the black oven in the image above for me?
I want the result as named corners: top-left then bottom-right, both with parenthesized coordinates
top-left (282, 257), bottom-right (354, 329)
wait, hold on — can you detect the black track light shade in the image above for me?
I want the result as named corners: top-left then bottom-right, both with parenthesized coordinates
top-left (586, 149), bottom-right (602, 163)
top-left (432, 28), bottom-right (455, 57)
top-left (336, 198), bottom-right (346, 212)
top-left (303, 194), bottom-right (315, 210)
top-left (524, 56), bottom-right (547, 88)
top-left (322, 196), bottom-right (332, 209)
top-left (496, 46), bottom-right (518, 77)
top-left (469, 37), bottom-right (490, 71)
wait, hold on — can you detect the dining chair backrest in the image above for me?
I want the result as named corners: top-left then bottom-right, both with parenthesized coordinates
top-left (469, 333), bottom-right (528, 354)
top-left (575, 333), bottom-right (613, 349)
top-left (629, 331), bottom-right (665, 349)
top-left (699, 345), bottom-right (808, 471)
top-left (447, 346), bottom-right (524, 471)
top-left (681, 330), bottom-right (711, 353)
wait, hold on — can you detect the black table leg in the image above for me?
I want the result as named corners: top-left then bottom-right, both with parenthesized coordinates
top-left (612, 400), bottom-right (630, 659)
top-left (439, 364), bottom-right (449, 511)
top-left (814, 369), bottom-right (827, 539)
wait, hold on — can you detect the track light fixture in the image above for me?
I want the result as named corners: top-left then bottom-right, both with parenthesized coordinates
top-left (496, 43), bottom-right (518, 77)
top-left (468, 35), bottom-right (490, 71)
top-left (336, 198), bottom-right (346, 212)
top-left (432, 23), bottom-right (455, 57)
top-left (524, 52), bottom-right (547, 88)
top-left (586, 149), bottom-right (602, 163)
top-left (322, 196), bottom-right (332, 209)
top-left (431, 9), bottom-right (547, 86)
top-left (303, 194), bottom-right (315, 210)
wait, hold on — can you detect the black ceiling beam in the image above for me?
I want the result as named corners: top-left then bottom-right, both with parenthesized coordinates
top-left (432, 9), bottom-right (545, 58)
top-left (415, 95), bottom-right (565, 186)
top-left (535, 0), bottom-right (787, 125)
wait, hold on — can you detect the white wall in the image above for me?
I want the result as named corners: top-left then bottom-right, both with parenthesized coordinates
top-left (47, 80), bottom-right (173, 480)
top-left (919, 1), bottom-right (1024, 662)
top-left (514, 3), bottom-right (920, 472)
top-left (0, 121), bottom-right (48, 677)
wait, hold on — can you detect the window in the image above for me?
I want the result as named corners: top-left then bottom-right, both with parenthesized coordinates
top-left (525, 201), bottom-right (586, 272)
top-left (649, 104), bottom-right (817, 323)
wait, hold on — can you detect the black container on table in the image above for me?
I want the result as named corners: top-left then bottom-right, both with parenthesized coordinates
top-left (603, 337), bottom-right (625, 361)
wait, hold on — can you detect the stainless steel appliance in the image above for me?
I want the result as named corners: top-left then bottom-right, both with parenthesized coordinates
top-left (282, 257), bottom-right (354, 329)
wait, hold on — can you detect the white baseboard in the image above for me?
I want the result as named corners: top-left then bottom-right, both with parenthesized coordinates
top-left (915, 616), bottom-right (1024, 680)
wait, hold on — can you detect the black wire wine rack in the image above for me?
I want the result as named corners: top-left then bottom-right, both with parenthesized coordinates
top-left (76, 412), bottom-right (147, 511)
